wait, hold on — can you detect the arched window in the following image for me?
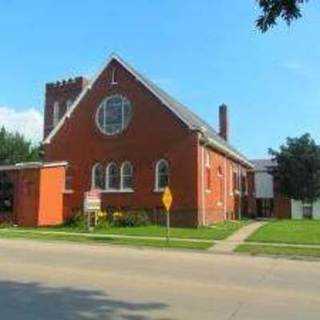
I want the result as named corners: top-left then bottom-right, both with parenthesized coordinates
top-left (218, 166), bottom-right (223, 177)
top-left (155, 159), bottom-right (169, 191)
top-left (121, 161), bottom-right (133, 190)
top-left (66, 99), bottom-right (73, 110)
top-left (53, 101), bottom-right (60, 127)
top-left (96, 95), bottom-right (132, 135)
top-left (65, 167), bottom-right (74, 191)
top-left (218, 166), bottom-right (223, 203)
top-left (111, 68), bottom-right (117, 85)
top-left (106, 162), bottom-right (120, 190)
top-left (92, 163), bottom-right (105, 190)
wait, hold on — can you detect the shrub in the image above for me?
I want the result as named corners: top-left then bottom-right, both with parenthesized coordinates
top-left (96, 210), bottom-right (109, 228)
top-left (111, 210), bottom-right (150, 227)
top-left (112, 211), bottom-right (125, 227)
top-left (64, 212), bottom-right (86, 230)
top-left (125, 210), bottom-right (150, 227)
top-left (0, 221), bottom-right (12, 228)
top-left (64, 210), bottom-right (150, 229)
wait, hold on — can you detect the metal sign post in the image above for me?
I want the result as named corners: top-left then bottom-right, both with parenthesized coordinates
top-left (84, 189), bottom-right (101, 232)
top-left (162, 187), bottom-right (173, 243)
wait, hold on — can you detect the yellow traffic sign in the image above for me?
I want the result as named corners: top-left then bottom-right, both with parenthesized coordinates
top-left (162, 186), bottom-right (173, 212)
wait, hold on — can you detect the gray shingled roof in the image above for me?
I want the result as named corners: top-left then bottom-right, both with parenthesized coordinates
top-left (251, 159), bottom-right (276, 171)
top-left (44, 54), bottom-right (253, 167)
top-left (127, 59), bottom-right (252, 165)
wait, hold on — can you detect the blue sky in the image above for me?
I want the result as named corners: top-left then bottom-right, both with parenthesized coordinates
top-left (0, 0), bottom-right (319, 158)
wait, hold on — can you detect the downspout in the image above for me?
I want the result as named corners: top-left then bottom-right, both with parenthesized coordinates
top-left (197, 130), bottom-right (208, 226)
top-left (224, 157), bottom-right (227, 220)
top-left (238, 164), bottom-right (242, 219)
top-left (201, 146), bottom-right (206, 225)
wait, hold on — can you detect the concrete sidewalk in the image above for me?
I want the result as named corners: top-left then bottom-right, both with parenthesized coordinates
top-left (210, 221), bottom-right (265, 253)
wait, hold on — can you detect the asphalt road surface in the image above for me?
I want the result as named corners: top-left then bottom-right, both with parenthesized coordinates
top-left (0, 238), bottom-right (319, 320)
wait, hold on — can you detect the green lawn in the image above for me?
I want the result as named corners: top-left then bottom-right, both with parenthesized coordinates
top-left (247, 220), bottom-right (320, 245)
top-left (235, 244), bottom-right (320, 258)
top-left (0, 229), bottom-right (212, 250)
top-left (40, 220), bottom-right (248, 240)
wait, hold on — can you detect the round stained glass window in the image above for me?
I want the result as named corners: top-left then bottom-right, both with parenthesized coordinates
top-left (96, 95), bottom-right (132, 135)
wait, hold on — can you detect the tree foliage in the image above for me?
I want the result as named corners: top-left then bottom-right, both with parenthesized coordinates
top-left (256, 0), bottom-right (308, 32)
top-left (0, 126), bottom-right (42, 165)
top-left (269, 133), bottom-right (320, 203)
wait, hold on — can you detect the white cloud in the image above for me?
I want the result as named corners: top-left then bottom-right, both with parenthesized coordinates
top-left (0, 107), bottom-right (43, 143)
top-left (280, 61), bottom-right (313, 78)
top-left (281, 61), bottom-right (303, 72)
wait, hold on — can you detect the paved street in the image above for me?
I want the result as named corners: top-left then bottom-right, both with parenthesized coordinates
top-left (0, 239), bottom-right (320, 319)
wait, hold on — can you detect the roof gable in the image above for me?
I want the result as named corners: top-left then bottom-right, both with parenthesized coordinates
top-left (43, 53), bottom-right (253, 167)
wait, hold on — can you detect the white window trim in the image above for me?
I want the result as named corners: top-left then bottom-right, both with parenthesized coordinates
top-left (95, 94), bottom-right (131, 136)
top-left (120, 161), bottom-right (134, 191)
top-left (91, 163), bottom-right (98, 189)
top-left (63, 190), bottom-right (74, 194)
top-left (229, 165), bottom-right (233, 196)
top-left (205, 167), bottom-right (211, 193)
top-left (91, 163), bottom-right (105, 190)
top-left (205, 150), bottom-right (211, 192)
top-left (111, 68), bottom-right (118, 85)
top-left (106, 162), bottom-right (120, 191)
top-left (230, 166), bottom-right (239, 195)
top-left (205, 150), bottom-right (210, 168)
top-left (100, 189), bottom-right (134, 194)
top-left (154, 159), bottom-right (169, 192)
top-left (66, 99), bottom-right (73, 110)
top-left (64, 176), bottom-right (74, 193)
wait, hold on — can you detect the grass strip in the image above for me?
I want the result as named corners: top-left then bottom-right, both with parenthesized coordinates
top-left (0, 230), bottom-right (212, 250)
top-left (235, 244), bottom-right (320, 257)
top-left (37, 220), bottom-right (249, 241)
top-left (246, 220), bottom-right (320, 245)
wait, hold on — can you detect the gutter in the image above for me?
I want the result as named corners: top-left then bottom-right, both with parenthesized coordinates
top-left (0, 161), bottom-right (68, 172)
top-left (196, 128), bottom-right (254, 169)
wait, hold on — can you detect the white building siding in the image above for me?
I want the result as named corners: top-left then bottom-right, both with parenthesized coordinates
top-left (254, 172), bottom-right (274, 199)
top-left (291, 200), bottom-right (303, 219)
top-left (291, 200), bottom-right (320, 219)
top-left (312, 201), bottom-right (320, 219)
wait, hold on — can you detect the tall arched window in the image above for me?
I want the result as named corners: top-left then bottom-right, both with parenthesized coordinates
top-left (66, 99), bottom-right (73, 110)
top-left (155, 159), bottom-right (169, 191)
top-left (121, 161), bottom-right (133, 190)
top-left (92, 163), bottom-right (105, 190)
top-left (53, 101), bottom-right (60, 127)
top-left (106, 162), bottom-right (120, 190)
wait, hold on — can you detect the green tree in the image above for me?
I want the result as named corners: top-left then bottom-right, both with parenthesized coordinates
top-left (0, 126), bottom-right (42, 165)
top-left (269, 133), bottom-right (320, 205)
top-left (256, 0), bottom-right (308, 32)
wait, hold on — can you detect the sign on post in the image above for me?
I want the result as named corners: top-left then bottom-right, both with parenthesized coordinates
top-left (84, 189), bottom-right (101, 231)
top-left (162, 186), bottom-right (173, 243)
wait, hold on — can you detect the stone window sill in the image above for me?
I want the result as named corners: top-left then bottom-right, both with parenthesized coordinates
top-left (100, 189), bottom-right (134, 194)
top-left (63, 190), bottom-right (74, 194)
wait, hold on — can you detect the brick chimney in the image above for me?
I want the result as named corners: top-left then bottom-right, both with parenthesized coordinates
top-left (219, 104), bottom-right (229, 141)
top-left (43, 76), bottom-right (89, 139)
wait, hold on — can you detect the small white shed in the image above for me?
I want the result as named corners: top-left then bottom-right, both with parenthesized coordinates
top-left (291, 200), bottom-right (320, 220)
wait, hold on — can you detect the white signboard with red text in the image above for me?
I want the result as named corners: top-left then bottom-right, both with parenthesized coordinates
top-left (84, 189), bottom-right (101, 213)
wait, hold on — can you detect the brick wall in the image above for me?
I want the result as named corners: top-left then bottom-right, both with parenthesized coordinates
top-left (198, 145), bottom-right (249, 225)
top-left (44, 59), bottom-right (200, 226)
top-left (44, 77), bottom-right (88, 139)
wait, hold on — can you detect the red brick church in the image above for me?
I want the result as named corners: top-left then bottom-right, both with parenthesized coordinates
top-left (40, 54), bottom-right (253, 226)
